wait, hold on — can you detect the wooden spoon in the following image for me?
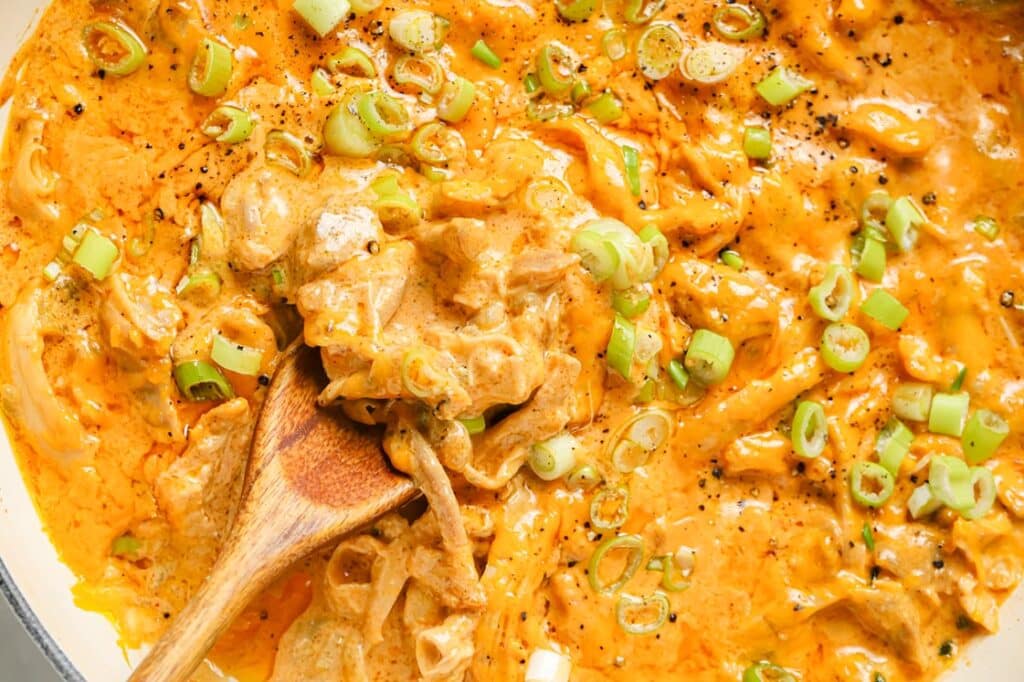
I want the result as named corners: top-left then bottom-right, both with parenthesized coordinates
top-left (128, 342), bottom-right (417, 682)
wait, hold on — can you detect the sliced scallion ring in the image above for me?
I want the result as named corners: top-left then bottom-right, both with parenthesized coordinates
top-left (681, 43), bottom-right (744, 84)
top-left (743, 125), bottom-right (771, 161)
top-left (72, 230), bottom-right (119, 280)
top-left (893, 383), bottom-right (933, 422)
top-left (820, 322), bottom-right (869, 373)
top-left (962, 409), bottom-right (1010, 464)
top-left (602, 28), bottom-right (629, 61)
top-left (587, 91), bottom-right (624, 123)
top-left (201, 106), bottom-right (255, 144)
top-left (684, 329), bottom-right (734, 385)
top-left (324, 97), bottom-right (379, 158)
top-left (350, 0), bottom-right (383, 15)
top-left (907, 483), bottom-right (942, 519)
top-left (808, 264), bottom-right (853, 322)
top-left (636, 23), bottom-right (684, 81)
top-left (860, 289), bottom-right (909, 330)
top-left (616, 592), bottom-right (670, 634)
top-left (459, 415), bottom-right (486, 435)
top-left (82, 21), bottom-right (148, 76)
top-left (961, 466), bottom-right (997, 520)
top-left (356, 91), bottom-right (412, 138)
top-left (572, 229), bottom-right (621, 282)
top-left (588, 533), bottom-right (643, 594)
top-left (536, 42), bottom-right (578, 96)
top-left (607, 314), bottom-right (637, 379)
top-left (612, 287), bottom-right (651, 318)
top-left (410, 122), bottom-right (465, 165)
top-left (755, 66), bottom-right (814, 106)
top-left (389, 10), bottom-right (449, 53)
top-left (567, 464), bottom-right (602, 490)
top-left (590, 485), bottom-right (630, 531)
top-left (624, 0), bottom-right (666, 24)
top-left (392, 55), bottom-right (444, 95)
top-left (173, 360), bottom-right (235, 401)
top-left (876, 418), bottom-right (913, 475)
top-left (556, 0), bottom-right (596, 21)
top-left (885, 195), bottom-right (926, 252)
top-left (928, 455), bottom-right (974, 511)
top-left (311, 67), bottom-right (336, 96)
top-left (328, 46), bottom-right (377, 78)
top-left (742, 662), bottom-right (796, 682)
top-left (211, 334), bottom-right (264, 376)
top-left (437, 77), bottom-right (476, 123)
top-left (645, 555), bottom-right (690, 591)
top-left (265, 130), bottom-right (314, 177)
top-left (849, 461), bottom-right (896, 508)
top-left (189, 38), bottom-right (233, 98)
top-left (712, 4), bottom-right (767, 41)
top-left (638, 224), bottom-right (669, 277)
top-left (791, 400), bottom-right (827, 459)
top-left (853, 236), bottom-right (886, 282)
top-left (401, 347), bottom-right (445, 398)
top-left (860, 190), bottom-right (892, 231)
top-left (529, 432), bottom-right (580, 481)
top-left (293, 0), bottom-right (351, 37)
top-left (928, 392), bottom-right (970, 437)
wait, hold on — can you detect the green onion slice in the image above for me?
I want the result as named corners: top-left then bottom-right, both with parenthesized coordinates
top-left (471, 39), bottom-right (501, 68)
top-left (713, 4), bottom-right (767, 40)
top-left (638, 224), bottom-right (669, 276)
top-left (667, 359), bottom-right (689, 391)
top-left (820, 322), bottom-right (869, 373)
top-left (876, 418), bottom-right (913, 475)
top-left (860, 289), bottom-right (909, 330)
top-left (791, 400), bottom-right (827, 459)
top-left (356, 91), bottom-right (412, 138)
top-left (82, 21), bottom-right (148, 76)
top-left (437, 77), bottom-right (477, 123)
top-left (293, 0), bottom-right (351, 37)
top-left (860, 190), bottom-right (892, 231)
top-left (612, 287), bottom-right (651, 318)
top-left (590, 485), bottom-right (631, 531)
top-left (529, 432), bottom-right (580, 481)
top-left (808, 264), bottom-right (853, 322)
top-left (624, 0), bottom-right (666, 24)
top-left (602, 28), bottom-right (629, 61)
top-left (853, 236), bottom-right (886, 283)
top-left (962, 409), bottom-right (1009, 464)
top-left (350, 0), bottom-right (383, 15)
top-left (893, 383), bottom-right (933, 422)
top-left (862, 521), bottom-right (875, 551)
top-left (459, 415), bottom-right (486, 435)
top-left (176, 268), bottom-right (222, 301)
top-left (969, 215), bottom-right (999, 241)
top-left (623, 146), bottom-right (642, 196)
top-left (685, 329), bottom-right (735, 385)
top-left (265, 130), bottom-right (314, 177)
top-left (929, 392), bottom-right (970, 437)
top-left (324, 97), bottom-right (379, 158)
top-left (173, 360), bottom-right (235, 401)
top-left (556, 0), bottom-right (597, 21)
top-left (111, 534), bottom-right (142, 557)
top-left (743, 662), bottom-right (796, 682)
top-left (928, 455), bottom-right (974, 511)
top-left (572, 230), bottom-right (621, 282)
top-left (961, 466), bottom-right (997, 520)
top-left (849, 461), bottom-right (896, 508)
top-left (908, 483), bottom-right (942, 519)
top-left (588, 533), bottom-right (643, 593)
top-left (755, 66), bottom-right (814, 106)
top-left (567, 464), bottom-right (602, 490)
top-left (410, 122), bottom-right (465, 165)
top-left (537, 43), bottom-right (578, 96)
top-left (611, 408), bottom-right (673, 473)
top-left (189, 38), bottom-right (233, 98)
top-left (328, 46), bottom-right (377, 78)
top-left (645, 555), bottom-right (690, 592)
top-left (636, 23), bottom-right (684, 81)
top-left (681, 43), bottom-right (744, 84)
top-left (389, 10), bottom-right (449, 53)
top-left (607, 314), bottom-right (637, 379)
top-left (743, 125), bottom-right (771, 161)
top-left (392, 55), bottom-right (444, 95)
top-left (201, 106), bottom-right (255, 144)
top-left (571, 79), bottom-right (592, 105)
top-left (720, 249), bottom-right (744, 270)
top-left (211, 334), bottom-right (264, 376)
top-left (311, 68), bottom-right (336, 96)
top-left (73, 230), bottom-right (119, 280)
top-left (587, 91), bottom-right (624, 123)
top-left (885, 196), bottom-right (926, 253)
top-left (616, 592), bottom-right (670, 634)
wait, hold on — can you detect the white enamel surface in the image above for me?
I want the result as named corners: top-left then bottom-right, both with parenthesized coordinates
top-left (0, 2), bottom-right (1021, 681)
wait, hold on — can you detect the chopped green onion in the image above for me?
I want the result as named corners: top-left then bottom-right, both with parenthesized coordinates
top-left (667, 359), bottom-right (689, 391)
top-left (189, 38), bottom-right (233, 98)
top-left (350, 0), bottom-right (382, 15)
top-left (624, 0), bottom-right (666, 24)
top-left (523, 72), bottom-right (542, 95)
top-left (743, 125), bottom-right (771, 161)
top-left (929, 392), bottom-right (970, 437)
top-left (713, 4), bottom-right (767, 40)
top-left (536, 43), bottom-right (577, 96)
top-left (862, 522), bottom-right (875, 551)
top-left (860, 190), bottom-right (892, 231)
top-left (410, 122), bottom-right (465, 165)
top-left (602, 28), bottom-right (629, 61)
top-left (370, 173), bottom-right (421, 226)
top-left (638, 224), bottom-right (669, 276)
top-left (743, 662), bottom-right (796, 682)
top-left (612, 287), bottom-right (651, 318)
top-left (471, 39), bottom-right (501, 69)
top-left (950, 366), bottom-right (967, 392)
top-left (173, 360), bottom-right (234, 401)
top-left (885, 196), bottom-right (925, 253)
top-left (265, 130), bottom-right (314, 177)
top-left (201, 106), bottom-right (255, 144)
top-left (854, 236), bottom-right (886, 282)
top-left (82, 21), bottom-right (148, 76)
top-left (961, 466), bottom-right (997, 520)
top-left (73, 230), bottom-right (119, 280)
top-left (860, 289), bottom-right (909, 330)
top-left (590, 485), bottom-right (630, 531)
top-left (176, 268), bottom-right (222, 301)
top-left (849, 461), bottom-right (896, 508)
top-left (401, 347), bottom-right (444, 398)
top-left (587, 91), bottom-right (624, 124)
top-left (928, 455), bottom-right (973, 511)
top-left (588, 532), bottom-right (643, 593)
top-left (324, 98), bottom-right (379, 158)
top-left (458, 415), bottom-right (485, 435)
top-left (908, 483), bottom-right (942, 519)
top-left (570, 79), bottom-right (592, 105)
top-left (389, 10), bottom-right (449, 53)
top-left (111, 534), bottom-right (141, 557)
top-left (328, 46), bottom-right (376, 77)
top-left (636, 23), bottom-right (684, 81)
top-left (755, 66), bottom-right (814, 106)
top-left (647, 552), bottom-right (691, 591)
top-left (720, 249), bottom-right (744, 271)
top-left (893, 383), bottom-right (933, 422)
top-left (607, 314), bottom-right (637, 379)
top-left (962, 409), bottom-right (1009, 464)
top-left (791, 400), bottom-right (827, 459)
top-left (392, 55), bottom-right (444, 95)
top-left (293, 0), bottom-right (351, 37)
top-left (437, 77), bottom-right (476, 123)
top-left (356, 91), bottom-right (411, 138)
top-left (612, 409), bottom-right (672, 474)
top-left (876, 418), bottom-right (913, 475)
top-left (526, 99), bottom-right (574, 122)
top-left (572, 230), bottom-right (621, 282)
top-left (808, 264), bottom-right (853, 322)
top-left (623, 146), bottom-right (641, 196)
top-left (969, 215), bottom-right (999, 241)
top-left (567, 464), bottom-right (602, 490)
top-left (680, 43), bottom-right (743, 84)
top-left (311, 68), bottom-right (335, 96)
top-left (616, 592), bottom-right (670, 634)
top-left (685, 329), bottom-right (735, 385)
top-left (529, 432), bottom-right (580, 481)
top-left (820, 322), bottom-right (869, 373)
top-left (211, 335), bottom-right (264, 376)
top-left (556, 0), bottom-right (596, 21)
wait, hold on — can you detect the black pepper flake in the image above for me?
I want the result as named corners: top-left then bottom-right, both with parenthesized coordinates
top-left (932, 559), bottom-right (945, 569)
top-left (956, 614), bottom-right (972, 630)
top-left (711, 467), bottom-right (722, 479)
top-left (72, 103), bottom-right (84, 115)
top-left (520, 611), bottom-right (528, 622)
top-left (258, 375), bottom-right (271, 386)
top-left (922, 192), bottom-right (937, 205)
top-left (894, 14), bottom-right (904, 24)
top-left (259, 610), bottom-right (269, 620)
top-left (878, 174), bottom-right (888, 185)
top-left (939, 640), bottom-right (953, 657)
top-left (1001, 291), bottom-right (1015, 308)
top-left (870, 565), bottom-right (881, 581)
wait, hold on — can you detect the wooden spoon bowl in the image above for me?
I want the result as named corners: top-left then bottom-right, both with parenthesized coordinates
top-left (128, 342), bottom-right (417, 682)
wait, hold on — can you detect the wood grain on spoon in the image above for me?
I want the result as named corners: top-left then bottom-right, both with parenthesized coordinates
top-left (128, 343), bottom-right (417, 682)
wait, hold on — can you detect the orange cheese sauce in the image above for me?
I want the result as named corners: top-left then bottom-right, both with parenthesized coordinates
top-left (1, 0), bottom-right (1024, 681)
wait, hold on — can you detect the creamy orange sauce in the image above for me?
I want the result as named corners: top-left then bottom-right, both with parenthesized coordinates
top-left (2, 0), bottom-right (1024, 681)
